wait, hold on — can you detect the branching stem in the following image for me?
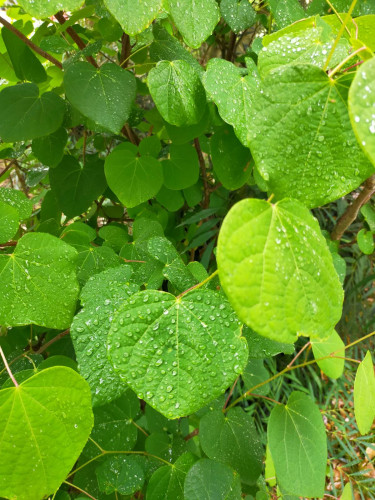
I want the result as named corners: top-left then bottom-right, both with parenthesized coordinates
top-left (0, 346), bottom-right (19, 387)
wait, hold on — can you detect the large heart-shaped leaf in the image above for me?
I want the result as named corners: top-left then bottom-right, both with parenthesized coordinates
top-left (16, 0), bottom-right (84, 18)
top-left (0, 233), bottom-right (79, 329)
top-left (148, 60), bottom-right (207, 127)
top-left (268, 391), bottom-right (327, 498)
top-left (108, 289), bottom-right (248, 418)
top-left (217, 198), bottom-right (343, 344)
top-left (104, 0), bottom-right (162, 35)
top-left (71, 266), bottom-right (139, 406)
top-left (0, 83), bottom-right (65, 142)
top-left (349, 57), bottom-right (375, 166)
top-left (0, 367), bottom-right (93, 500)
top-left (248, 65), bottom-right (374, 207)
top-left (64, 62), bottom-right (136, 134)
top-left (168, 0), bottom-right (220, 48)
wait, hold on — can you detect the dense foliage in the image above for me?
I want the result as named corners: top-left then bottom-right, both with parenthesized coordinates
top-left (0, 0), bottom-right (374, 499)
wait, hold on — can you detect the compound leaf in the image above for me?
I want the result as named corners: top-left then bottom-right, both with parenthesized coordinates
top-left (217, 198), bottom-right (343, 343)
top-left (0, 367), bottom-right (93, 500)
top-left (108, 289), bottom-right (248, 418)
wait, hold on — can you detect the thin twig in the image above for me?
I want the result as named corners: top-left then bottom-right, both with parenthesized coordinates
top-left (0, 15), bottom-right (62, 68)
top-left (64, 481), bottom-right (97, 500)
top-left (194, 138), bottom-right (209, 209)
top-left (177, 270), bottom-right (218, 299)
top-left (0, 346), bottom-right (19, 387)
top-left (287, 341), bottom-right (311, 368)
top-left (35, 329), bottom-right (70, 354)
top-left (331, 175), bottom-right (375, 240)
top-left (184, 428), bottom-right (199, 441)
top-left (223, 376), bottom-right (239, 410)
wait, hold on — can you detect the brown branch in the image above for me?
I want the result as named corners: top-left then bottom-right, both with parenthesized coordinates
top-left (226, 31), bottom-right (237, 62)
top-left (119, 33), bottom-right (131, 67)
top-left (35, 329), bottom-right (70, 354)
top-left (194, 138), bottom-right (210, 209)
top-left (121, 124), bottom-right (140, 146)
top-left (0, 15), bottom-right (63, 69)
top-left (55, 11), bottom-right (98, 68)
top-left (184, 428), bottom-right (199, 441)
top-left (331, 174), bottom-right (375, 240)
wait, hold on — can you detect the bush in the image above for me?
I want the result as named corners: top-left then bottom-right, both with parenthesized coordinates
top-left (0, 0), bottom-right (374, 498)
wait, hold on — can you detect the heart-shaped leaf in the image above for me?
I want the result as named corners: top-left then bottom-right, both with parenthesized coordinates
top-left (16, 0), bottom-right (84, 18)
top-left (104, 0), bottom-right (162, 35)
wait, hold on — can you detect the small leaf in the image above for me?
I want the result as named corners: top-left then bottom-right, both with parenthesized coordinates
top-left (217, 198), bottom-right (343, 343)
top-left (168, 0), bottom-right (220, 48)
top-left (104, 0), bottom-right (162, 35)
top-left (162, 143), bottom-right (200, 190)
top-left (0, 188), bottom-right (33, 220)
top-left (0, 200), bottom-right (19, 244)
top-left (0, 233), bottom-right (79, 329)
top-left (95, 455), bottom-right (145, 495)
top-left (0, 83), bottom-right (65, 142)
top-left (16, 0), bottom-right (84, 18)
top-left (71, 266), bottom-right (139, 406)
top-left (184, 459), bottom-right (242, 500)
top-left (108, 289), bottom-right (248, 418)
top-left (354, 351), bottom-right (375, 435)
top-left (242, 359), bottom-right (270, 395)
top-left (32, 128), bottom-right (68, 168)
top-left (64, 62), bottom-right (136, 134)
top-left (268, 391), bottom-right (327, 498)
top-left (268, 0), bottom-right (305, 28)
top-left (105, 143), bottom-right (163, 208)
top-left (147, 452), bottom-right (196, 500)
top-left (220, 0), bottom-right (256, 33)
top-left (148, 60), bottom-right (207, 126)
top-left (357, 228), bottom-right (374, 254)
top-left (311, 330), bottom-right (345, 379)
top-left (50, 155), bottom-right (107, 219)
top-left (0, 367), bottom-right (93, 500)
top-left (199, 407), bottom-right (263, 484)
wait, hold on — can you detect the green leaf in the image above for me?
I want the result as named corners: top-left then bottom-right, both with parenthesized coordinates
top-left (71, 266), bottom-right (139, 406)
top-left (103, 0), bottom-right (162, 35)
top-left (105, 143), bottom-right (163, 208)
top-left (243, 326), bottom-right (295, 358)
top-left (2, 27), bottom-right (47, 83)
top-left (217, 198), bottom-right (343, 344)
top-left (95, 455), bottom-right (145, 495)
top-left (349, 57), bottom-right (375, 167)
top-left (211, 126), bottom-right (252, 190)
top-left (162, 143), bottom-right (200, 190)
top-left (242, 359), bottom-right (270, 395)
top-left (357, 228), bottom-right (374, 254)
top-left (0, 188), bottom-right (33, 220)
top-left (0, 83), bottom-right (65, 142)
top-left (199, 407), bottom-right (263, 484)
top-left (16, 0), bottom-right (84, 18)
top-left (50, 155), bottom-right (107, 219)
top-left (354, 14), bottom-right (375, 51)
top-left (248, 65), bottom-right (374, 208)
top-left (99, 223), bottom-right (130, 252)
top-left (108, 289), bottom-right (248, 418)
top-left (361, 203), bottom-right (375, 231)
top-left (354, 351), bottom-right (375, 435)
top-left (32, 128), bottom-right (68, 168)
top-left (168, 0), bottom-right (220, 48)
top-left (203, 58), bottom-right (259, 146)
top-left (268, 391), bottom-right (327, 498)
top-left (0, 367), bottom-right (93, 500)
top-left (341, 482), bottom-right (354, 500)
top-left (148, 60), bottom-right (207, 126)
top-left (184, 459), bottom-right (242, 500)
top-left (311, 330), bottom-right (345, 379)
top-left (268, 0), bottom-right (305, 28)
top-left (0, 200), bottom-right (19, 243)
top-left (76, 245), bottom-right (120, 285)
top-left (0, 233), bottom-right (79, 329)
top-left (156, 186), bottom-right (185, 212)
top-left (147, 452), bottom-right (197, 500)
top-left (64, 62), bottom-right (136, 134)
top-left (220, 0), bottom-right (256, 33)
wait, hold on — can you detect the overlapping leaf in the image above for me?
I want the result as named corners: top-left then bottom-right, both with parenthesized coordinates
top-left (104, 0), bottom-right (162, 35)
top-left (354, 351), bottom-right (375, 434)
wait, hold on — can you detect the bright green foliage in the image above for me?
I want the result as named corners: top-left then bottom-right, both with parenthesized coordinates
top-left (341, 482), bottom-right (355, 500)
top-left (349, 56), bottom-right (375, 166)
top-left (148, 60), bottom-right (207, 126)
top-left (105, 143), bottom-right (163, 207)
top-left (16, 0), bottom-right (83, 18)
top-left (0, 84), bottom-right (65, 141)
top-left (71, 266), bottom-right (138, 406)
top-left (243, 326), bottom-right (295, 359)
top-left (268, 0), bottom-right (305, 28)
top-left (108, 289), bottom-right (248, 418)
top-left (248, 65), bottom-right (373, 208)
top-left (104, 0), bottom-right (162, 35)
top-left (0, 233), bottom-right (79, 329)
top-left (311, 330), bottom-right (345, 379)
top-left (50, 155), bottom-right (107, 218)
top-left (242, 359), bottom-right (270, 395)
top-left (354, 351), bottom-right (375, 435)
top-left (268, 391), bottom-right (327, 498)
top-left (354, 15), bottom-right (375, 51)
top-left (0, 188), bottom-right (33, 221)
top-left (199, 407), bottom-right (262, 484)
top-left (96, 455), bottom-right (145, 495)
top-left (220, 0), bottom-right (256, 34)
top-left (147, 452), bottom-right (197, 500)
top-left (0, 367), bottom-right (93, 500)
top-left (168, 0), bottom-right (220, 48)
top-left (32, 128), bottom-right (68, 168)
top-left (0, 200), bottom-right (19, 243)
top-left (184, 459), bottom-right (242, 500)
top-left (64, 62), bottom-right (136, 134)
top-left (357, 228), bottom-right (374, 254)
top-left (217, 198), bottom-right (343, 343)
top-left (162, 143), bottom-right (200, 190)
